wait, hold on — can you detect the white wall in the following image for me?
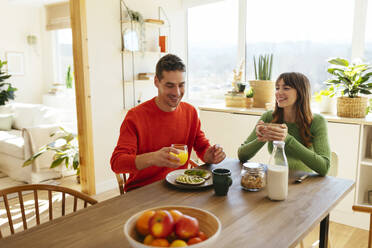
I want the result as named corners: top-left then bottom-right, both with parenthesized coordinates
top-left (0, 0), bottom-right (46, 104)
top-left (85, 0), bottom-right (186, 193)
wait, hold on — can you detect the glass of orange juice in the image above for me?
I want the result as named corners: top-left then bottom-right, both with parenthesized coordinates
top-left (170, 144), bottom-right (188, 165)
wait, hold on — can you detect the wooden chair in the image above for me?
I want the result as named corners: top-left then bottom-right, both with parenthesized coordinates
top-left (115, 159), bottom-right (202, 195)
top-left (0, 184), bottom-right (97, 238)
top-left (352, 204), bottom-right (372, 248)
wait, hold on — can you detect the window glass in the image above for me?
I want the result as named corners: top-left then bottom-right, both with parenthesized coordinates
top-left (54, 28), bottom-right (73, 85)
top-left (365, 1), bottom-right (372, 62)
top-left (245, 0), bottom-right (354, 92)
top-left (187, 0), bottom-right (238, 103)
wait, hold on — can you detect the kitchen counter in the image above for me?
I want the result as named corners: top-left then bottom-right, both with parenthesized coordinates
top-left (199, 103), bottom-right (372, 126)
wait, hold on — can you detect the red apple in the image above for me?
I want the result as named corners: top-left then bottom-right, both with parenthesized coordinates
top-left (175, 214), bottom-right (199, 239)
top-left (149, 210), bottom-right (174, 238)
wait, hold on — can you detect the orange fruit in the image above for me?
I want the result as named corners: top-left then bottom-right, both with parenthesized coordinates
top-left (143, 234), bottom-right (154, 245)
top-left (170, 239), bottom-right (188, 247)
top-left (136, 210), bottom-right (155, 236)
top-left (187, 237), bottom-right (202, 245)
top-left (169, 210), bottom-right (183, 223)
top-left (151, 238), bottom-right (170, 247)
top-left (197, 231), bottom-right (207, 241)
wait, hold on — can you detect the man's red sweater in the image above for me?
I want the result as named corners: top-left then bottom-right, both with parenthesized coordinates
top-left (110, 98), bottom-right (210, 191)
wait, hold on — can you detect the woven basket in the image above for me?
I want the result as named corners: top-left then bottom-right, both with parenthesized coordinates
top-left (249, 80), bottom-right (275, 108)
top-left (337, 96), bottom-right (367, 118)
top-left (225, 93), bottom-right (245, 108)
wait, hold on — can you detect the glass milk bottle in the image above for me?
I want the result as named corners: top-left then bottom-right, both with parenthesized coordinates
top-left (267, 140), bottom-right (288, 201)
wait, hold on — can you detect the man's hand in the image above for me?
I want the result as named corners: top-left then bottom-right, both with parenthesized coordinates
top-left (203, 144), bottom-right (226, 164)
top-left (135, 147), bottom-right (182, 170)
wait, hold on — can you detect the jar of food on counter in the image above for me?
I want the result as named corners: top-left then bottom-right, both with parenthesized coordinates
top-left (241, 162), bottom-right (266, 191)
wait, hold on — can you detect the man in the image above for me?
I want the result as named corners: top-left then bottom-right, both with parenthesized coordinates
top-left (110, 54), bottom-right (225, 191)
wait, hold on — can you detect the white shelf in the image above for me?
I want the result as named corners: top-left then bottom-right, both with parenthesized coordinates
top-left (121, 20), bottom-right (167, 28)
top-left (361, 158), bottom-right (372, 167)
top-left (121, 50), bottom-right (167, 56)
top-left (124, 79), bottom-right (153, 84)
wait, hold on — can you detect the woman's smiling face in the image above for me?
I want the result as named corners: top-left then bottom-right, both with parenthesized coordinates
top-left (275, 79), bottom-right (297, 108)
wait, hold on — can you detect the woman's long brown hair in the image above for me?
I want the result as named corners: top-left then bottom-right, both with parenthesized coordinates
top-left (272, 72), bottom-right (313, 147)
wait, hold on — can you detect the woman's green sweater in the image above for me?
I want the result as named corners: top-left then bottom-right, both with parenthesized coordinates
top-left (237, 111), bottom-right (331, 176)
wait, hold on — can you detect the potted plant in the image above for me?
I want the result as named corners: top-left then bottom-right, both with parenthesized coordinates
top-left (0, 59), bottom-right (17, 106)
top-left (249, 54), bottom-right (275, 108)
top-left (243, 87), bottom-right (254, 108)
top-left (231, 60), bottom-right (245, 92)
top-left (23, 127), bottom-right (81, 183)
top-left (121, 0), bottom-right (145, 52)
top-left (313, 85), bottom-right (337, 114)
top-left (325, 58), bottom-right (372, 118)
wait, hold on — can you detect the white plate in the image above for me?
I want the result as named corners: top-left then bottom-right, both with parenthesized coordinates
top-left (165, 169), bottom-right (213, 189)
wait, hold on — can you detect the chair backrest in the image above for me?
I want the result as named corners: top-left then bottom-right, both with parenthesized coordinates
top-left (0, 184), bottom-right (97, 238)
top-left (329, 151), bottom-right (338, 177)
top-left (115, 173), bottom-right (127, 195)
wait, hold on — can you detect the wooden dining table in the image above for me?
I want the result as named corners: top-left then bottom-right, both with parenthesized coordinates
top-left (0, 159), bottom-right (354, 248)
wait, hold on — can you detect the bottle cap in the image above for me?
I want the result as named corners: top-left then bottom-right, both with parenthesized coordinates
top-left (273, 140), bottom-right (285, 148)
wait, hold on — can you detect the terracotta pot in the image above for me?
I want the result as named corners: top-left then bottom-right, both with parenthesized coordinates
top-left (337, 96), bottom-right (367, 118)
top-left (244, 97), bottom-right (254, 108)
top-left (249, 80), bottom-right (275, 108)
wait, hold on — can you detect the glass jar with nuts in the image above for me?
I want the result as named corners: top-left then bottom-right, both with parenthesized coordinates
top-left (241, 162), bottom-right (266, 191)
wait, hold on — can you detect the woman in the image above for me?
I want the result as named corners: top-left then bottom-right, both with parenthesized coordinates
top-left (238, 72), bottom-right (330, 176)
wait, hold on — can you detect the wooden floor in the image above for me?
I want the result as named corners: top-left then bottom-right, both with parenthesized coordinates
top-left (0, 176), bottom-right (369, 247)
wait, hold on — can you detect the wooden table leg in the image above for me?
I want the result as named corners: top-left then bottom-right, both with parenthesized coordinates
top-left (319, 214), bottom-right (330, 248)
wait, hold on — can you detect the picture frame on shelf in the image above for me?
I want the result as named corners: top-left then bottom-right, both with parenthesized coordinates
top-left (5, 51), bottom-right (24, 76)
top-left (369, 190), bottom-right (372, 204)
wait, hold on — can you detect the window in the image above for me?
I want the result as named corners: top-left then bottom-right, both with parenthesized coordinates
top-left (187, 0), bottom-right (238, 103)
top-left (245, 0), bottom-right (354, 93)
top-left (365, 0), bottom-right (372, 61)
top-left (53, 28), bottom-right (73, 85)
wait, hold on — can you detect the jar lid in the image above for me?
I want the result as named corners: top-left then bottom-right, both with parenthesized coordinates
top-left (242, 162), bottom-right (266, 172)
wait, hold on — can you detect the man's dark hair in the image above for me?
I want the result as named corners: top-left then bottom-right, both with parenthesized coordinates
top-left (156, 54), bottom-right (186, 80)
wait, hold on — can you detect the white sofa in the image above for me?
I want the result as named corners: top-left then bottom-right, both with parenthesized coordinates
top-left (0, 103), bottom-right (71, 183)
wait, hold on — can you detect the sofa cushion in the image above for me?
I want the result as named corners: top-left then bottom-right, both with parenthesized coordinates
top-left (0, 104), bottom-right (13, 114)
top-left (0, 130), bottom-right (24, 159)
top-left (11, 103), bottom-right (36, 129)
top-left (11, 103), bottom-right (61, 130)
top-left (0, 114), bottom-right (13, 131)
top-left (33, 105), bottom-right (61, 126)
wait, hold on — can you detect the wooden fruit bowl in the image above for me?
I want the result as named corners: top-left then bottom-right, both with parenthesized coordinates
top-left (123, 205), bottom-right (221, 248)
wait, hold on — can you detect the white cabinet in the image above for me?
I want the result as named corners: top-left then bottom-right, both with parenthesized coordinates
top-left (327, 122), bottom-right (360, 224)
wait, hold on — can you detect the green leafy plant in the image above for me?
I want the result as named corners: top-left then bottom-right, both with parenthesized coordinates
top-left (23, 127), bottom-right (80, 176)
top-left (325, 58), bottom-right (372, 98)
top-left (313, 85), bottom-right (336, 102)
top-left (253, 54), bottom-right (273, 80)
top-left (65, 65), bottom-right (73, 89)
top-left (0, 59), bottom-right (17, 106)
top-left (366, 98), bottom-right (372, 115)
top-left (245, 87), bottom-right (254, 98)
